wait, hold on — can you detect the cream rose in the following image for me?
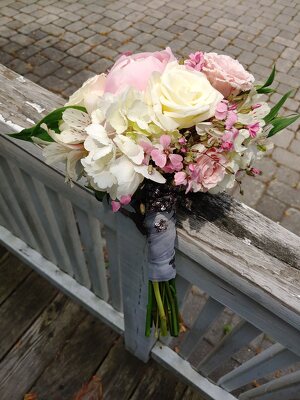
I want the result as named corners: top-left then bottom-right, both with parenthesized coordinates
top-left (147, 62), bottom-right (223, 130)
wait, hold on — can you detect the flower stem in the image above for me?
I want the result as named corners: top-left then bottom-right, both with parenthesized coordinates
top-left (165, 281), bottom-right (179, 337)
top-left (152, 281), bottom-right (168, 336)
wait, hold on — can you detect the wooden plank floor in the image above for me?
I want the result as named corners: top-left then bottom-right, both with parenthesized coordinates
top-left (0, 246), bottom-right (204, 400)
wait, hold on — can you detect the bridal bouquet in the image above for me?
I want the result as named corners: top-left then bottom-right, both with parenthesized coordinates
top-left (10, 47), bottom-right (299, 338)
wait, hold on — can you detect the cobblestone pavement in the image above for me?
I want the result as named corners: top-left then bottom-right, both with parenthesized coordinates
top-left (0, 0), bottom-right (299, 235)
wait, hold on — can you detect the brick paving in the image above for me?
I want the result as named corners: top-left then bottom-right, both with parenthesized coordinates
top-left (0, 0), bottom-right (300, 235)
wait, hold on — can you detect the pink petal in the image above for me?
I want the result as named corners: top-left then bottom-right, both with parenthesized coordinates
top-left (159, 134), bottom-right (171, 149)
top-left (151, 149), bottom-right (167, 168)
top-left (169, 153), bottom-right (183, 171)
top-left (247, 122), bottom-right (260, 138)
top-left (225, 110), bottom-right (238, 130)
top-left (251, 103), bottom-right (262, 110)
top-left (174, 171), bottom-right (187, 186)
top-left (120, 195), bottom-right (132, 205)
top-left (111, 201), bottom-right (121, 212)
top-left (139, 140), bottom-right (153, 154)
top-left (250, 167), bottom-right (262, 175)
top-left (215, 101), bottom-right (228, 120)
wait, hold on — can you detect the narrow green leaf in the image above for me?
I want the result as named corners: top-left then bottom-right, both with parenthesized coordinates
top-left (264, 90), bottom-right (293, 124)
top-left (8, 127), bottom-right (35, 142)
top-left (262, 65), bottom-right (276, 88)
top-left (268, 114), bottom-right (300, 137)
top-left (256, 87), bottom-right (276, 94)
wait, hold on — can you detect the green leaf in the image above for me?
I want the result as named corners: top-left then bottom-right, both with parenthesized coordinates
top-left (9, 127), bottom-right (36, 142)
top-left (256, 87), bottom-right (276, 94)
top-left (264, 90), bottom-right (293, 124)
top-left (262, 65), bottom-right (276, 88)
top-left (7, 105), bottom-right (87, 143)
top-left (268, 114), bottom-right (300, 137)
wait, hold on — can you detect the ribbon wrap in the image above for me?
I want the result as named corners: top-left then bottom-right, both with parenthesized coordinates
top-left (144, 210), bottom-right (176, 281)
top-left (143, 181), bottom-right (178, 282)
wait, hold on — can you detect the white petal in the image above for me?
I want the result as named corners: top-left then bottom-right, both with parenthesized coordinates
top-left (59, 128), bottom-right (86, 144)
top-left (66, 149), bottom-right (85, 181)
top-left (62, 108), bottom-right (90, 130)
top-left (134, 165), bottom-right (166, 184)
top-left (85, 123), bottom-right (111, 145)
top-left (43, 143), bottom-right (69, 165)
top-left (113, 135), bottom-right (144, 165)
top-left (93, 171), bottom-right (117, 190)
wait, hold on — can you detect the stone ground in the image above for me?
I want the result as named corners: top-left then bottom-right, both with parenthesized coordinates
top-left (0, 0), bottom-right (299, 235)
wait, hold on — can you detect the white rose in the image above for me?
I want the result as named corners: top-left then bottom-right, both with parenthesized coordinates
top-left (147, 61), bottom-right (223, 130)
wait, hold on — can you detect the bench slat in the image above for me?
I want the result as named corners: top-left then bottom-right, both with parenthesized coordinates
top-left (218, 343), bottom-right (300, 392)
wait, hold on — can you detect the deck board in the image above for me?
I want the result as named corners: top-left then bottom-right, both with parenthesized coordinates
top-left (0, 246), bottom-right (204, 399)
top-left (30, 314), bottom-right (118, 399)
top-left (0, 250), bottom-right (32, 305)
top-left (0, 268), bottom-right (57, 361)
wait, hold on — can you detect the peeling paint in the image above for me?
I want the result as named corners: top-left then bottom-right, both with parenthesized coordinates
top-left (16, 76), bottom-right (26, 83)
top-left (0, 113), bottom-right (24, 132)
top-left (243, 238), bottom-right (252, 246)
top-left (25, 101), bottom-right (45, 113)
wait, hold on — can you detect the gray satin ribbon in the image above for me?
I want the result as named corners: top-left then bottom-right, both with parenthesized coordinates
top-left (144, 210), bottom-right (177, 282)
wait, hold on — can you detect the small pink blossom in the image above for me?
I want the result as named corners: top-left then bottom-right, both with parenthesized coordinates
top-left (215, 101), bottom-right (228, 120)
top-left (250, 167), bottom-right (262, 175)
top-left (174, 171), bottom-right (187, 186)
top-left (251, 103), bottom-right (262, 110)
top-left (151, 135), bottom-right (183, 173)
top-left (247, 122), bottom-right (260, 138)
top-left (120, 194), bottom-right (132, 205)
top-left (221, 141), bottom-right (234, 151)
top-left (140, 140), bottom-right (154, 164)
top-left (111, 195), bottom-right (132, 212)
top-left (164, 154), bottom-right (184, 173)
top-left (178, 137), bottom-right (187, 145)
top-left (225, 110), bottom-right (238, 130)
top-left (112, 201), bottom-right (121, 212)
top-left (221, 128), bottom-right (239, 150)
top-left (228, 103), bottom-right (238, 111)
top-left (184, 51), bottom-right (205, 71)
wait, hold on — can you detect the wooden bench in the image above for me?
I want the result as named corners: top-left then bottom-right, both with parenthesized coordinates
top-left (0, 64), bottom-right (300, 400)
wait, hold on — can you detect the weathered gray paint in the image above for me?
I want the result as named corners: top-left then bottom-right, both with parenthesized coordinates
top-left (105, 225), bottom-right (123, 312)
top-left (239, 369), bottom-right (300, 400)
top-left (176, 252), bottom-right (300, 357)
top-left (218, 343), bottom-right (300, 392)
top-left (74, 207), bottom-right (109, 300)
top-left (198, 321), bottom-right (261, 376)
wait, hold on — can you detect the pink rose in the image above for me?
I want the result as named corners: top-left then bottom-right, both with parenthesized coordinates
top-left (104, 47), bottom-right (176, 94)
top-left (203, 53), bottom-right (254, 98)
top-left (191, 148), bottom-right (227, 192)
